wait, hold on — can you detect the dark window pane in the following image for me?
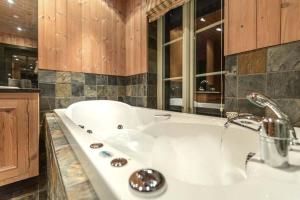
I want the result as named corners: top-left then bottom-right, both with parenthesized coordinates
top-left (165, 79), bottom-right (182, 112)
top-left (194, 74), bottom-right (224, 114)
top-left (165, 7), bottom-right (183, 43)
top-left (195, 0), bottom-right (222, 30)
top-left (164, 40), bottom-right (182, 78)
top-left (195, 24), bottom-right (224, 74)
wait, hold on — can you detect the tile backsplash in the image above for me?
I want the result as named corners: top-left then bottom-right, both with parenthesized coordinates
top-left (225, 41), bottom-right (300, 127)
top-left (39, 70), bottom-right (157, 114)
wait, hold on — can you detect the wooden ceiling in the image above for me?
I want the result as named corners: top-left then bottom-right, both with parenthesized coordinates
top-left (0, 0), bottom-right (37, 39)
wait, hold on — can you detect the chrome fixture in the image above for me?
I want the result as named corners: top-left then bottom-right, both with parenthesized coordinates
top-left (260, 118), bottom-right (291, 167)
top-left (247, 92), bottom-right (297, 140)
top-left (129, 169), bottom-right (166, 195)
top-left (90, 143), bottom-right (103, 149)
top-left (225, 92), bottom-right (298, 168)
top-left (154, 114), bottom-right (171, 119)
top-left (87, 129), bottom-right (93, 134)
top-left (111, 158), bottom-right (128, 167)
top-left (224, 112), bottom-right (262, 131)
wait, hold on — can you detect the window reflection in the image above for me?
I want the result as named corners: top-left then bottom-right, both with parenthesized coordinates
top-left (165, 7), bottom-right (183, 42)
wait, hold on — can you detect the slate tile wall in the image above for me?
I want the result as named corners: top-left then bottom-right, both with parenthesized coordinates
top-left (224, 41), bottom-right (300, 127)
top-left (124, 73), bottom-right (157, 108)
top-left (39, 69), bottom-right (157, 113)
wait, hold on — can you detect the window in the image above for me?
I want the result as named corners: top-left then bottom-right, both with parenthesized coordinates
top-left (157, 0), bottom-right (224, 117)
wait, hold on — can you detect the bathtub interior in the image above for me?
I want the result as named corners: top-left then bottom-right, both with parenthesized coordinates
top-left (65, 100), bottom-right (140, 137)
top-left (64, 100), bottom-right (260, 187)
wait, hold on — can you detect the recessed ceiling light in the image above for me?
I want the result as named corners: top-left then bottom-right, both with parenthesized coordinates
top-left (7, 0), bottom-right (15, 4)
top-left (216, 27), bottom-right (222, 32)
top-left (13, 14), bottom-right (19, 18)
top-left (15, 58), bottom-right (19, 61)
top-left (13, 55), bottom-right (17, 58)
top-left (16, 27), bottom-right (22, 31)
top-left (200, 18), bottom-right (206, 22)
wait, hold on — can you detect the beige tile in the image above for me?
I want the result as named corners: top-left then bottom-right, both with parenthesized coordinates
top-left (238, 49), bottom-right (267, 74)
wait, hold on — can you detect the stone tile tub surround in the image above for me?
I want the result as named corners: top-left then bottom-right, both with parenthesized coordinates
top-left (225, 41), bottom-right (300, 127)
top-left (45, 113), bottom-right (98, 200)
top-left (39, 69), bottom-right (157, 113)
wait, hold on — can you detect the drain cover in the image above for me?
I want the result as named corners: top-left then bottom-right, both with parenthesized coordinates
top-left (111, 158), bottom-right (127, 167)
top-left (89, 143), bottom-right (103, 149)
top-left (129, 169), bottom-right (166, 194)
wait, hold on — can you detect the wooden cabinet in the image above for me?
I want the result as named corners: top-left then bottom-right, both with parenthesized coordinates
top-left (225, 0), bottom-right (300, 55)
top-left (0, 93), bottom-right (39, 186)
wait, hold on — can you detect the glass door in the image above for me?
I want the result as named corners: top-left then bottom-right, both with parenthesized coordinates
top-left (162, 7), bottom-right (183, 112)
top-left (192, 0), bottom-right (224, 116)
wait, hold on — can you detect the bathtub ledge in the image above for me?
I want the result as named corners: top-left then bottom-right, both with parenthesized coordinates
top-left (45, 113), bottom-right (99, 200)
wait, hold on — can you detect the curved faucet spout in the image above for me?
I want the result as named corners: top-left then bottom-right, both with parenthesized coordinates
top-left (246, 92), bottom-right (297, 140)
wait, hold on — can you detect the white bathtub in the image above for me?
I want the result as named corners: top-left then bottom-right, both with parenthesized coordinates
top-left (55, 100), bottom-right (300, 200)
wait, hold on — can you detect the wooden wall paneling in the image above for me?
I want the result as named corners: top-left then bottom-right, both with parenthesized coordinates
top-left (39, 0), bottom-right (148, 76)
top-left (56, 0), bottom-right (67, 71)
top-left (116, 0), bottom-right (123, 75)
top-left (82, 0), bottom-right (93, 73)
top-left (257, 0), bottom-right (281, 48)
top-left (225, 0), bottom-right (257, 55)
top-left (106, 0), bottom-right (113, 75)
top-left (281, 0), bottom-right (300, 44)
top-left (44, 0), bottom-right (56, 69)
top-left (125, 0), bottom-right (148, 76)
top-left (135, 0), bottom-right (142, 74)
top-left (0, 33), bottom-right (37, 48)
top-left (101, 1), bottom-right (108, 74)
top-left (93, 0), bottom-right (103, 74)
top-left (38, 0), bottom-right (45, 68)
top-left (67, 0), bottom-right (82, 72)
top-left (120, 1), bottom-right (126, 76)
top-left (141, 0), bottom-right (148, 74)
top-left (111, 0), bottom-right (117, 75)
top-left (94, 0), bottom-right (102, 74)
top-left (126, 0), bottom-right (134, 75)
top-left (130, 0), bottom-right (135, 75)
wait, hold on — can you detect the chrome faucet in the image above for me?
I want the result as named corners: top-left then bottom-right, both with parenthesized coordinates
top-left (246, 92), bottom-right (297, 140)
top-left (225, 92), bottom-right (298, 168)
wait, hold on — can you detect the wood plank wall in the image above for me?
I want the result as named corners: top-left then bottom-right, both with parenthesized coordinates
top-left (38, 0), bottom-right (147, 76)
top-left (0, 32), bottom-right (37, 48)
top-left (125, 0), bottom-right (148, 75)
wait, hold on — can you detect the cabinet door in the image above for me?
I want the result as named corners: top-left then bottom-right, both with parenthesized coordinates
top-left (0, 100), bottom-right (29, 182)
top-left (225, 0), bottom-right (257, 55)
top-left (257, 0), bottom-right (281, 48)
top-left (281, 0), bottom-right (300, 43)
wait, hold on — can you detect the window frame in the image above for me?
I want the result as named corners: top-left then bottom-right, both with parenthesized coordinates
top-left (157, 0), bottom-right (224, 115)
